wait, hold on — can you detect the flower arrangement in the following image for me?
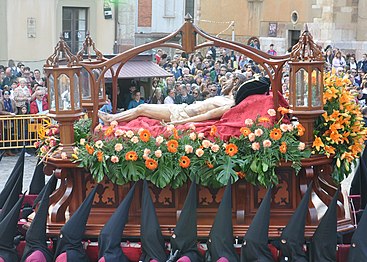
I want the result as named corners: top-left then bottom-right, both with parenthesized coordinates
top-left (313, 73), bottom-right (367, 183)
top-left (34, 119), bottom-right (61, 158)
top-left (72, 108), bottom-right (310, 188)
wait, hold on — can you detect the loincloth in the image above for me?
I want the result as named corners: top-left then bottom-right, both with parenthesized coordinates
top-left (169, 104), bottom-right (190, 122)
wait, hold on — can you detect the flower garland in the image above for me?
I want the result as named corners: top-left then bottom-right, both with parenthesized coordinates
top-left (70, 108), bottom-right (309, 188)
top-left (313, 73), bottom-right (367, 183)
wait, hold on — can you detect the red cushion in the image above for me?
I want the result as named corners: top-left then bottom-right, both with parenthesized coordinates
top-left (55, 252), bottom-right (67, 262)
top-left (85, 243), bottom-right (143, 262)
top-left (269, 243), bottom-right (280, 261)
top-left (24, 250), bottom-right (47, 262)
top-left (22, 195), bottom-right (38, 208)
top-left (16, 240), bottom-right (27, 259)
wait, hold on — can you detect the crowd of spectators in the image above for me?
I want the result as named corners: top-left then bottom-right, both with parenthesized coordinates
top-left (0, 60), bottom-right (49, 156)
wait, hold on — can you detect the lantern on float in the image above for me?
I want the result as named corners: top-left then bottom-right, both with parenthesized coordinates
top-left (76, 33), bottom-right (106, 117)
top-left (44, 36), bottom-right (84, 147)
top-left (289, 25), bottom-right (325, 147)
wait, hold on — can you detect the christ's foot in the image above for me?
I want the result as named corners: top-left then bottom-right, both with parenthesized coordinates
top-left (98, 111), bottom-right (113, 124)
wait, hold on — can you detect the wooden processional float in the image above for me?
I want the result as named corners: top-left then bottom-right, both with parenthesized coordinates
top-left (41, 15), bottom-right (354, 239)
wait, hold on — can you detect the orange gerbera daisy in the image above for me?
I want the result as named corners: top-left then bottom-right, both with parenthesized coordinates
top-left (125, 151), bottom-right (138, 161)
top-left (139, 129), bottom-right (151, 142)
top-left (258, 117), bottom-right (270, 123)
top-left (145, 158), bottom-right (158, 170)
top-left (210, 125), bottom-right (217, 137)
top-left (240, 127), bottom-right (251, 136)
top-left (297, 124), bottom-right (305, 137)
top-left (179, 156), bottom-right (191, 168)
top-left (167, 140), bottom-right (179, 153)
top-left (85, 144), bottom-right (94, 155)
top-left (279, 142), bottom-right (287, 154)
top-left (225, 143), bottom-right (238, 157)
top-left (270, 128), bottom-right (282, 140)
top-left (104, 125), bottom-right (114, 137)
top-left (96, 151), bottom-right (104, 162)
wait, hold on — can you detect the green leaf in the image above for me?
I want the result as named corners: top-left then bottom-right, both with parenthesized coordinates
top-left (262, 162), bottom-right (269, 172)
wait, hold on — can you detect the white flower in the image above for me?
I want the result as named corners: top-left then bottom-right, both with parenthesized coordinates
top-left (202, 140), bottom-right (212, 148)
top-left (298, 142), bottom-right (306, 151)
top-left (131, 136), bottom-right (139, 144)
top-left (114, 143), bottom-right (123, 152)
top-left (110, 120), bottom-right (118, 127)
top-left (248, 133), bottom-right (256, 142)
top-left (155, 150), bottom-right (162, 158)
top-left (138, 128), bottom-right (144, 135)
top-left (189, 132), bottom-right (197, 141)
top-left (263, 139), bottom-right (272, 148)
top-left (196, 148), bottom-right (204, 157)
top-left (144, 148), bottom-right (151, 155)
top-left (198, 132), bottom-right (205, 139)
top-left (79, 138), bottom-right (86, 145)
top-left (185, 145), bottom-right (194, 154)
top-left (245, 118), bottom-right (254, 126)
top-left (95, 140), bottom-right (104, 148)
top-left (254, 128), bottom-right (263, 137)
top-left (126, 130), bottom-right (134, 138)
top-left (267, 109), bottom-right (276, 117)
top-left (211, 144), bottom-right (220, 152)
top-left (111, 155), bottom-right (119, 163)
top-left (188, 123), bottom-right (196, 130)
top-left (114, 129), bottom-right (124, 137)
top-left (166, 124), bottom-right (175, 131)
top-left (156, 136), bottom-right (164, 145)
top-left (280, 124), bottom-right (289, 132)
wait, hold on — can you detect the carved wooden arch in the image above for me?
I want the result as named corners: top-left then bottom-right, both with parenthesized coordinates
top-left (83, 14), bottom-right (291, 128)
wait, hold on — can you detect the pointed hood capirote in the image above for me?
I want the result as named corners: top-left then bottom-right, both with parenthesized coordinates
top-left (0, 194), bottom-right (25, 262)
top-left (29, 158), bottom-right (46, 195)
top-left (0, 147), bottom-right (25, 208)
top-left (21, 176), bottom-right (57, 262)
top-left (240, 187), bottom-right (274, 262)
top-left (207, 179), bottom-right (238, 262)
top-left (310, 189), bottom-right (339, 262)
top-left (32, 175), bottom-right (58, 209)
top-left (54, 184), bottom-right (101, 262)
top-left (98, 183), bottom-right (136, 262)
top-left (279, 182), bottom-right (313, 262)
top-left (140, 180), bottom-right (167, 262)
top-left (170, 180), bottom-right (203, 261)
top-left (0, 167), bottom-right (24, 222)
top-left (348, 203), bottom-right (367, 261)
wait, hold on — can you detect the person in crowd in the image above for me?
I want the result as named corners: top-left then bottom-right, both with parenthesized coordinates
top-left (155, 49), bottom-right (163, 64)
top-left (175, 84), bottom-right (195, 105)
top-left (348, 55), bottom-right (358, 71)
top-left (127, 90), bottom-right (145, 109)
top-left (324, 48), bottom-right (334, 68)
top-left (13, 78), bottom-right (31, 113)
top-left (191, 87), bottom-right (203, 101)
top-left (1, 68), bottom-right (15, 89)
top-left (151, 88), bottom-right (164, 104)
top-left (164, 88), bottom-right (175, 104)
top-left (267, 44), bottom-right (277, 55)
top-left (0, 90), bottom-right (18, 156)
top-left (33, 69), bottom-right (45, 86)
top-left (358, 53), bottom-right (367, 74)
top-left (8, 59), bottom-right (21, 78)
top-left (30, 89), bottom-right (48, 114)
top-left (332, 50), bottom-right (346, 69)
top-left (122, 84), bottom-right (136, 110)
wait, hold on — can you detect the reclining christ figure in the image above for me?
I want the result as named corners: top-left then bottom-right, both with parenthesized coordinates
top-left (98, 76), bottom-right (271, 125)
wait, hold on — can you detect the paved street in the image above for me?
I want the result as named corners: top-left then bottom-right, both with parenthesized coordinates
top-left (0, 154), bottom-right (39, 192)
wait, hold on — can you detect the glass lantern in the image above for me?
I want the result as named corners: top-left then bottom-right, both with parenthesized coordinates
top-left (44, 37), bottom-right (84, 146)
top-left (288, 26), bottom-right (325, 147)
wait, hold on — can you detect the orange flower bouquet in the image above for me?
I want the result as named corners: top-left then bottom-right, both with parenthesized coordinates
top-left (313, 73), bottom-right (367, 182)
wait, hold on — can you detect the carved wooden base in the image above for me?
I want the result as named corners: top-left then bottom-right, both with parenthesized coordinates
top-left (42, 155), bottom-right (355, 239)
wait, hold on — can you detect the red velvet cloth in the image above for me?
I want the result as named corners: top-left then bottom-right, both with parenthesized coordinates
top-left (24, 250), bottom-right (47, 262)
top-left (111, 93), bottom-right (288, 141)
top-left (55, 252), bottom-right (67, 262)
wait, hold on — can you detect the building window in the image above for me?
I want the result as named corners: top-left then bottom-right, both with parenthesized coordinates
top-left (185, 0), bottom-right (194, 17)
top-left (164, 0), bottom-right (175, 17)
top-left (62, 7), bottom-right (88, 54)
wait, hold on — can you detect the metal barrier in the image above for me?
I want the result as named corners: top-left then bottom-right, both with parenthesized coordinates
top-left (0, 114), bottom-right (52, 150)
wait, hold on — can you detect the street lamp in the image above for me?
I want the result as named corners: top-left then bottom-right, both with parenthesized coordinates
top-left (77, 33), bottom-right (106, 117)
top-left (44, 36), bottom-right (84, 148)
top-left (288, 25), bottom-right (325, 147)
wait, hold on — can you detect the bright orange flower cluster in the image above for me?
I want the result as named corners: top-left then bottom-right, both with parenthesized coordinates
top-left (279, 142), bottom-right (287, 154)
top-left (225, 143), bottom-right (238, 157)
top-left (167, 140), bottom-right (179, 153)
top-left (270, 128), bottom-right (282, 140)
top-left (125, 151), bottom-right (138, 161)
top-left (139, 129), bottom-right (151, 142)
top-left (145, 158), bottom-right (158, 170)
top-left (179, 156), bottom-right (191, 168)
top-left (97, 151), bottom-right (103, 162)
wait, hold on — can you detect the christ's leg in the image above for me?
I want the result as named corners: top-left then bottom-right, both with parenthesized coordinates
top-left (98, 104), bottom-right (173, 124)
